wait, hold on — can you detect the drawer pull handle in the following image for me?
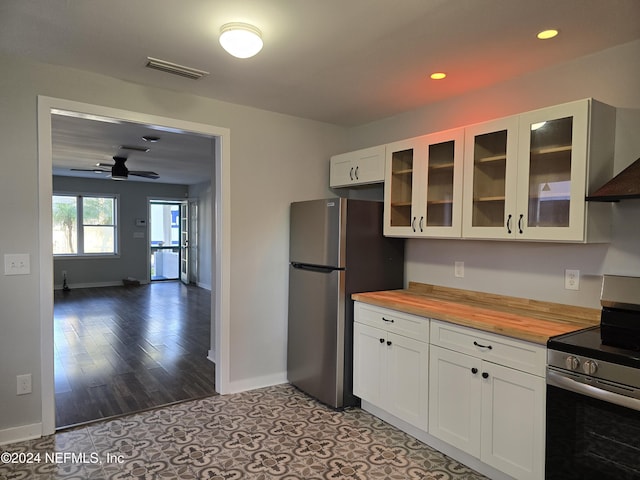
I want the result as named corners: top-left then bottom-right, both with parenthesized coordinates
top-left (386, 340), bottom-right (392, 346)
top-left (382, 317), bottom-right (395, 323)
top-left (471, 367), bottom-right (478, 375)
top-left (473, 341), bottom-right (493, 350)
top-left (482, 372), bottom-right (489, 379)
top-left (379, 338), bottom-right (385, 343)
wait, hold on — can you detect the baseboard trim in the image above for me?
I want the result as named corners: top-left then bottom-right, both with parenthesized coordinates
top-left (197, 282), bottom-right (212, 291)
top-left (54, 280), bottom-right (127, 290)
top-left (227, 372), bottom-right (288, 395)
top-left (0, 423), bottom-right (42, 446)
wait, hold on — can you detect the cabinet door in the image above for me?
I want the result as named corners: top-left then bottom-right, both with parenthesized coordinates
top-left (353, 322), bottom-right (385, 405)
top-left (423, 128), bottom-right (464, 237)
top-left (481, 362), bottom-right (545, 480)
top-left (384, 332), bottom-right (429, 430)
top-left (515, 100), bottom-right (589, 241)
top-left (428, 345), bottom-right (481, 457)
top-left (462, 116), bottom-right (520, 239)
top-left (329, 154), bottom-right (355, 188)
top-left (353, 145), bottom-right (386, 185)
top-left (384, 137), bottom-right (427, 236)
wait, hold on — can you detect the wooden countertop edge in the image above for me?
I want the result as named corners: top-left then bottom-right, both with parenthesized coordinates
top-left (352, 285), bottom-right (601, 345)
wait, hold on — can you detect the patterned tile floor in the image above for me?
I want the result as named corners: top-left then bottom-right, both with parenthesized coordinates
top-left (0, 384), bottom-right (487, 479)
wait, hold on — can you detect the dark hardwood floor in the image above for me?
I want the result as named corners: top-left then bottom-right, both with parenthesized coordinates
top-left (53, 281), bottom-right (217, 428)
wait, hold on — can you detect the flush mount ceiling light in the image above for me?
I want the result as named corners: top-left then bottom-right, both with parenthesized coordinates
top-left (219, 22), bottom-right (263, 59)
top-left (430, 72), bottom-right (447, 80)
top-left (537, 29), bottom-right (558, 40)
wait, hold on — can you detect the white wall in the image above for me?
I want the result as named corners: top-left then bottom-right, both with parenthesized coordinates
top-left (189, 181), bottom-right (214, 290)
top-left (346, 40), bottom-right (640, 309)
top-left (0, 52), bottom-right (346, 440)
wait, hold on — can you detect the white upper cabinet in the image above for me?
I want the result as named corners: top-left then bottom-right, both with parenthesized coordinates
top-left (330, 145), bottom-right (386, 187)
top-left (463, 99), bottom-right (615, 242)
top-left (384, 128), bottom-right (464, 238)
top-left (462, 116), bottom-right (520, 239)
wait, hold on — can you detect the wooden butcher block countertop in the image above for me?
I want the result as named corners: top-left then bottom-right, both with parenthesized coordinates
top-left (352, 282), bottom-right (601, 345)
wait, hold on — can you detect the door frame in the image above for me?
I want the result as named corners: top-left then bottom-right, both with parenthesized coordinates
top-left (148, 198), bottom-right (188, 283)
top-left (37, 96), bottom-right (231, 435)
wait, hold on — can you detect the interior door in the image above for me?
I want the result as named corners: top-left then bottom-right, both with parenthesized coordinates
top-left (180, 201), bottom-right (189, 284)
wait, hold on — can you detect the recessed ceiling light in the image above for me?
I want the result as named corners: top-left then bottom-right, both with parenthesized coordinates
top-left (219, 22), bottom-right (263, 59)
top-left (430, 72), bottom-right (447, 80)
top-left (537, 29), bottom-right (558, 40)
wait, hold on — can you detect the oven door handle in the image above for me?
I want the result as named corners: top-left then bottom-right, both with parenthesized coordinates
top-left (547, 369), bottom-right (640, 412)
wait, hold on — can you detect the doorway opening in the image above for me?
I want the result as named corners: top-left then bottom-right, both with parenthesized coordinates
top-left (38, 96), bottom-right (231, 435)
top-left (149, 200), bottom-right (182, 282)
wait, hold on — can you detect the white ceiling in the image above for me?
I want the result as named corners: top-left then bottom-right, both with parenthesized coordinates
top-left (2, 0), bottom-right (640, 184)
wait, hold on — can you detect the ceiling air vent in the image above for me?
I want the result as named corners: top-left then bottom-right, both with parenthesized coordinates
top-left (145, 57), bottom-right (209, 80)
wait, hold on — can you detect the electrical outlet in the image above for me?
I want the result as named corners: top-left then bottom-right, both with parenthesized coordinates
top-left (565, 269), bottom-right (580, 290)
top-left (17, 374), bottom-right (32, 395)
top-left (454, 261), bottom-right (464, 278)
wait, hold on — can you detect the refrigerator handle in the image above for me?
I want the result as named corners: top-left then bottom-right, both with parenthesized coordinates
top-left (291, 263), bottom-right (339, 274)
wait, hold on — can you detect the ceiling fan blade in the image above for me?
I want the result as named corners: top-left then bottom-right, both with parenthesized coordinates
top-left (70, 168), bottom-right (109, 173)
top-left (129, 171), bottom-right (160, 179)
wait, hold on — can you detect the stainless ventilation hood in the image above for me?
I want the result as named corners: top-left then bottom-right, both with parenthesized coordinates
top-left (586, 157), bottom-right (640, 202)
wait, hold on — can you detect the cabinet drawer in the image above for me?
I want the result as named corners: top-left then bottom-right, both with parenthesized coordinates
top-left (430, 320), bottom-right (545, 376)
top-left (355, 302), bottom-right (429, 342)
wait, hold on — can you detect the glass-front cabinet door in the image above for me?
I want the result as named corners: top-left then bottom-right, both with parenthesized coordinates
top-left (516, 101), bottom-right (590, 241)
top-left (384, 131), bottom-right (463, 238)
top-left (462, 117), bottom-right (519, 239)
top-left (384, 137), bottom-right (426, 236)
top-left (423, 128), bottom-right (464, 237)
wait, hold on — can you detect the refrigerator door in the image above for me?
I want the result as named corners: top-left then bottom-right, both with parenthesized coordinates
top-left (287, 263), bottom-right (345, 408)
top-left (289, 198), bottom-right (346, 268)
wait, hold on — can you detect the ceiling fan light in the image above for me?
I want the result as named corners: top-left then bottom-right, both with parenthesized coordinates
top-left (219, 23), bottom-right (263, 59)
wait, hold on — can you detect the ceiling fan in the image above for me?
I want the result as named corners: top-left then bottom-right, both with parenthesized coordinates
top-left (71, 156), bottom-right (159, 180)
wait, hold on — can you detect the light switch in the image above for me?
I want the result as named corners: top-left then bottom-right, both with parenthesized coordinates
top-left (4, 253), bottom-right (31, 275)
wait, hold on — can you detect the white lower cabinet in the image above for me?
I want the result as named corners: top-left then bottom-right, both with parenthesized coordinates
top-left (353, 303), bottom-right (429, 430)
top-left (429, 321), bottom-right (546, 480)
top-left (353, 305), bottom-right (546, 480)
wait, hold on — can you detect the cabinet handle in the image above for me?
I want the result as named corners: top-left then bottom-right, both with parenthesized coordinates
top-left (379, 338), bottom-right (385, 343)
top-left (518, 214), bottom-right (524, 234)
top-left (354, 166), bottom-right (359, 180)
top-left (386, 340), bottom-right (392, 346)
top-left (349, 167), bottom-right (354, 181)
top-left (473, 341), bottom-right (493, 350)
top-left (412, 217), bottom-right (416, 232)
top-left (382, 317), bottom-right (395, 323)
top-left (471, 367), bottom-right (478, 375)
top-left (419, 216), bottom-right (424, 232)
top-left (482, 372), bottom-right (489, 379)
top-left (506, 214), bottom-right (512, 234)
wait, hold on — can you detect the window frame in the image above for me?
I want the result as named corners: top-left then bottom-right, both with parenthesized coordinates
top-left (52, 192), bottom-right (120, 258)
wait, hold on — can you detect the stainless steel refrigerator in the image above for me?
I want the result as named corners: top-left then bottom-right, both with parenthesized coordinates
top-left (287, 198), bottom-right (404, 408)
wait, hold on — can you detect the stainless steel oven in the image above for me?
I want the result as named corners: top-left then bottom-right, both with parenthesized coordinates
top-left (546, 276), bottom-right (640, 480)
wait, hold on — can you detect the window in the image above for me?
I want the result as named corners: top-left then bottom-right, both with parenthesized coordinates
top-left (53, 194), bottom-right (118, 256)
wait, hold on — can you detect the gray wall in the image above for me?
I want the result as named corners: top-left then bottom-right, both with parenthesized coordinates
top-left (52, 175), bottom-right (189, 287)
top-left (347, 39), bottom-right (640, 309)
top-left (0, 52), bottom-right (346, 439)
